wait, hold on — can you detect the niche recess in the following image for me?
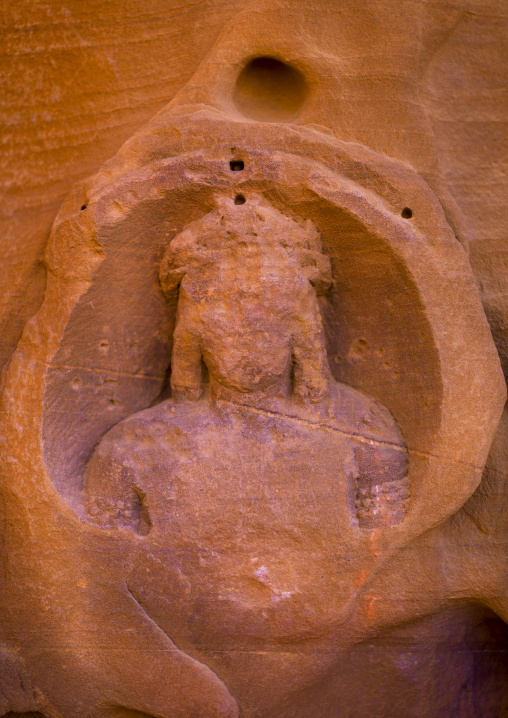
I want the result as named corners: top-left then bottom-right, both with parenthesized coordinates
top-left (233, 56), bottom-right (308, 122)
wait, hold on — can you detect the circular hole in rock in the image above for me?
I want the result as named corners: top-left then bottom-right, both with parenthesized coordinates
top-left (230, 160), bottom-right (244, 171)
top-left (401, 207), bottom-right (413, 219)
top-left (233, 56), bottom-right (308, 122)
top-left (234, 194), bottom-right (246, 205)
top-left (80, 204), bottom-right (87, 211)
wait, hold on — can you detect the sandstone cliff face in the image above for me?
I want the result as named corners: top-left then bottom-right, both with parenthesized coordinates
top-left (0, 0), bottom-right (244, 370)
top-left (1, 1), bottom-right (508, 716)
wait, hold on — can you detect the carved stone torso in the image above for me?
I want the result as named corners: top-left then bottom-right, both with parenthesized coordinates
top-left (84, 382), bottom-right (405, 645)
top-left (82, 196), bottom-right (408, 652)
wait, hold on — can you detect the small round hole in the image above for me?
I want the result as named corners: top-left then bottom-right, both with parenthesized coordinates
top-left (230, 160), bottom-right (244, 171)
top-left (233, 56), bottom-right (308, 122)
top-left (80, 204), bottom-right (87, 211)
top-left (234, 194), bottom-right (246, 205)
top-left (401, 207), bottom-right (413, 219)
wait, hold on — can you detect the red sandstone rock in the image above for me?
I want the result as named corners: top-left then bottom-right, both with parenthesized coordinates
top-left (1, 1), bottom-right (508, 716)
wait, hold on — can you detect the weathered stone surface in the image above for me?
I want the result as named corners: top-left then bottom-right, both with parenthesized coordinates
top-left (1, 1), bottom-right (508, 716)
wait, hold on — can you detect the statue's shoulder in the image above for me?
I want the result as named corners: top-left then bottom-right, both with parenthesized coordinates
top-left (296, 380), bottom-right (403, 447)
top-left (83, 399), bottom-right (205, 534)
top-left (93, 399), bottom-right (209, 460)
top-left (95, 402), bottom-right (171, 451)
top-left (84, 397), bottom-right (219, 491)
top-left (327, 382), bottom-right (409, 528)
top-left (330, 382), bottom-right (403, 445)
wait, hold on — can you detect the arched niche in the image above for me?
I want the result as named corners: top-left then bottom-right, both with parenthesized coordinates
top-left (43, 154), bottom-right (436, 498)
top-left (38, 124), bottom-right (503, 541)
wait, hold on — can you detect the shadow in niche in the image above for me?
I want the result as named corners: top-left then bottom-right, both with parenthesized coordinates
top-left (233, 56), bottom-right (308, 122)
top-left (291, 605), bottom-right (508, 718)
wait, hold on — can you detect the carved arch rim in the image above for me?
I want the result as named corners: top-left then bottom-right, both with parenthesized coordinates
top-left (32, 129), bottom-right (505, 547)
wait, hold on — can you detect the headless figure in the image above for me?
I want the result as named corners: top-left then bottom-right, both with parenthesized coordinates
top-left (83, 195), bottom-right (408, 645)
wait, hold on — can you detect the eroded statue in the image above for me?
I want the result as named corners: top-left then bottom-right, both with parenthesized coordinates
top-left (84, 196), bottom-right (408, 556)
top-left (81, 195), bottom-right (410, 666)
